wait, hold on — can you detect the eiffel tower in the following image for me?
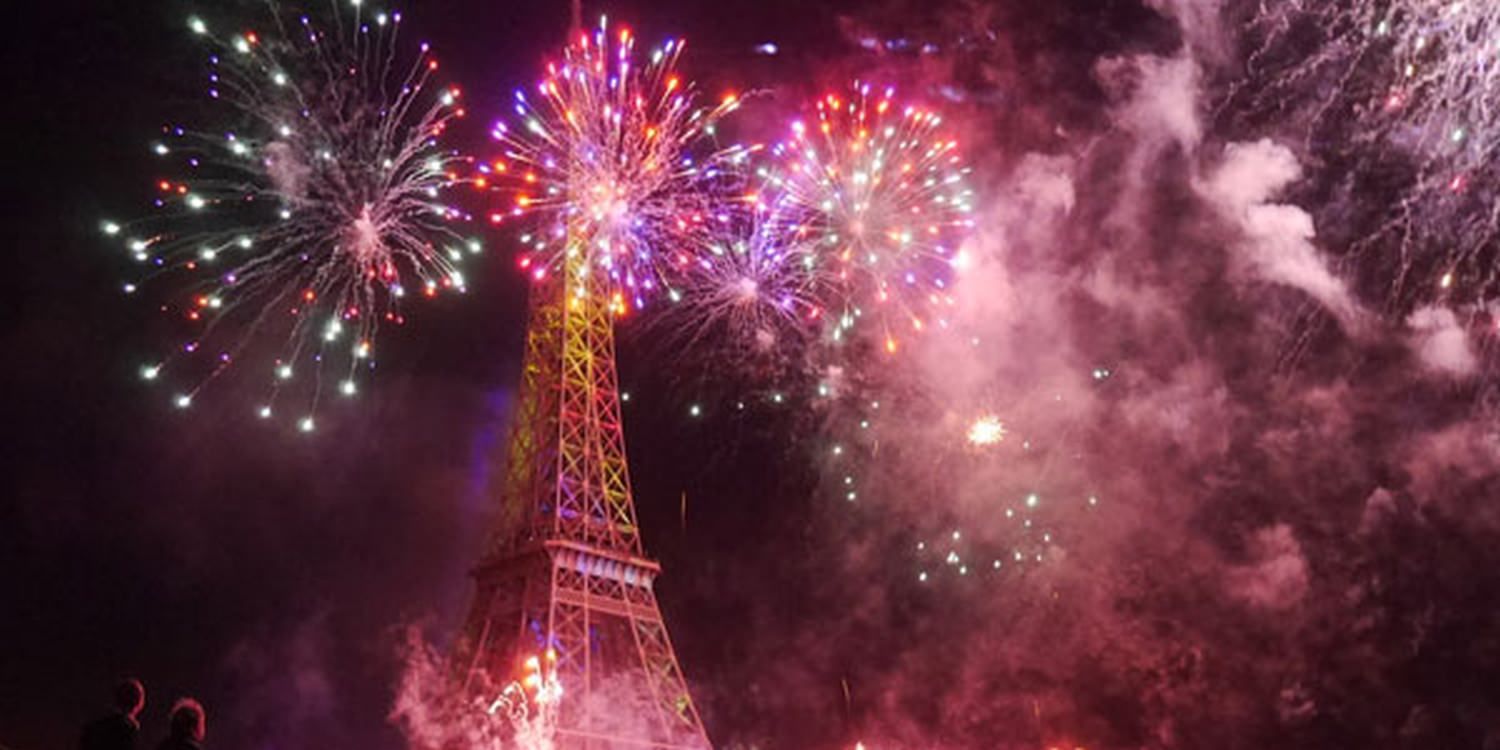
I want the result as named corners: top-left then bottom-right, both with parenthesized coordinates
top-left (455, 231), bottom-right (712, 748)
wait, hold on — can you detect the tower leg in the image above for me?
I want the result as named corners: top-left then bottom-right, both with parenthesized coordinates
top-left (460, 544), bottom-right (710, 749)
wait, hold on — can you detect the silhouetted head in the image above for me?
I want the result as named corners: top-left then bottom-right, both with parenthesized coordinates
top-left (167, 698), bottom-right (206, 743)
top-left (113, 678), bottom-right (145, 719)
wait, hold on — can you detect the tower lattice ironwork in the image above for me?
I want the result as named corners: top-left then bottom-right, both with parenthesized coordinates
top-left (456, 229), bottom-right (711, 748)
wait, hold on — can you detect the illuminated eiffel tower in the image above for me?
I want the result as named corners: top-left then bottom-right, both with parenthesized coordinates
top-left (455, 227), bottom-right (711, 748)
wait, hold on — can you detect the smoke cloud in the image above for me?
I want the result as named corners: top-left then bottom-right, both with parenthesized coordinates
top-left (1406, 305), bottom-right (1479, 377)
top-left (1198, 139), bottom-right (1364, 330)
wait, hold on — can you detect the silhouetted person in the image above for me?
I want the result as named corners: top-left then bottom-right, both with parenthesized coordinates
top-left (155, 698), bottom-right (206, 750)
top-left (79, 678), bottom-right (145, 750)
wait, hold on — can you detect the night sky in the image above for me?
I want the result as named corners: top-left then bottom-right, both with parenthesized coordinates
top-left (6, 1), bottom-right (1500, 749)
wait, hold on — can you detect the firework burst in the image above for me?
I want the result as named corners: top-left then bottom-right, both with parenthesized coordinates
top-left (650, 199), bottom-right (830, 366)
top-left (102, 2), bottom-right (476, 428)
top-left (966, 414), bottom-right (1006, 447)
top-left (486, 17), bottom-right (752, 312)
top-left (757, 81), bottom-right (975, 355)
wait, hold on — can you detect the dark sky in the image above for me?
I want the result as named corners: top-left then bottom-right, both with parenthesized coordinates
top-left (7, 1), bottom-right (1500, 750)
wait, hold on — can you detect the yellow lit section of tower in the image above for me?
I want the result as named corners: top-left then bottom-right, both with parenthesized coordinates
top-left (462, 218), bottom-right (710, 748)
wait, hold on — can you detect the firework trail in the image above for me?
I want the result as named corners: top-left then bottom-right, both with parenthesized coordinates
top-left (102, 2), bottom-right (477, 429)
top-left (1239, 1), bottom-right (1500, 322)
top-left (485, 16), bottom-right (752, 313)
top-left (756, 81), bottom-right (975, 356)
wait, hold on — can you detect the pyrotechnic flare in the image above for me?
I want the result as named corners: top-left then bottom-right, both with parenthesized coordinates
top-left (757, 81), bottom-right (975, 355)
top-left (1243, 1), bottom-right (1500, 316)
top-left (486, 16), bottom-right (752, 312)
top-left (103, 2), bottom-right (477, 426)
top-left (484, 651), bottom-right (561, 750)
